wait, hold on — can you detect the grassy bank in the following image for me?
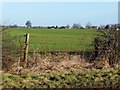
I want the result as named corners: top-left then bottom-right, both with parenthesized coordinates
top-left (2, 70), bottom-right (120, 88)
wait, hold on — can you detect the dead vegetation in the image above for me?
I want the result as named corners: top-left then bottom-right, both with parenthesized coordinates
top-left (4, 52), bottom-right (117, 75)
top-left (8, 53), bottom-right (90, 74)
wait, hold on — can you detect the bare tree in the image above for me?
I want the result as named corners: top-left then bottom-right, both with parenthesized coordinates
top-left (72, 23), bottom-right (82, 29)
top-left (86, 22), bottom-right (92, 29)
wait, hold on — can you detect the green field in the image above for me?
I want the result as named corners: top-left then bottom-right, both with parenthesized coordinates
top-left (5, 28), bottom-right (100, 52)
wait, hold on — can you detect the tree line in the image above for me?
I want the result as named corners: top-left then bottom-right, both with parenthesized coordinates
top-left (1, 20), bottom-right (120, 30)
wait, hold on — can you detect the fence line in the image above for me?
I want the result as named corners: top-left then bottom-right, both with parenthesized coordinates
top-left (18, 33), bottom-right (95, 57)
top-left (29, 42), bottom-right (92, 45)
top-left (30, 35), bottom-right (96, 38)
top-left (28, 49), bottom-right (95, 53)
top-left (28, 34), bottom-right (94, 53)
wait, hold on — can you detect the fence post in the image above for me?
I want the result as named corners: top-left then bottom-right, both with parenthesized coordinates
top-left (24, 33), bottom-right (30, 68)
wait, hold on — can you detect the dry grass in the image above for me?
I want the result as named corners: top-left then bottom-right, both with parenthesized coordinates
top-left (3, 53), bottom-right (118, 75)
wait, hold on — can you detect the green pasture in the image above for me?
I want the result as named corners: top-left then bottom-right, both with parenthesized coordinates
top-left (5, 28), bottom-right (100, 52)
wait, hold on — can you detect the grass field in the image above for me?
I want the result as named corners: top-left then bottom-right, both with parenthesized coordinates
top-left (5, 28), bottom-right (100, 52)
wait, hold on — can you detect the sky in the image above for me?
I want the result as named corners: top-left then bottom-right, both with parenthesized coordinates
top-left (1, 2), bottom-right (118, 27)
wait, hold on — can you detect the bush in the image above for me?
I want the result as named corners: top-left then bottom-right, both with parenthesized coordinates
top-left (2, 28), bottom-right (20, 71)
top-left (93, 28), bottom-right (120, 65)
top-left (2, 31), bottom-right (19, 56)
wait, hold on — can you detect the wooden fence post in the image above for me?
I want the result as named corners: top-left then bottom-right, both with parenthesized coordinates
top-left (24, 33), bottom-right (30, 68)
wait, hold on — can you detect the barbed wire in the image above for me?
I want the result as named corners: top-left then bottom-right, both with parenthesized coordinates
top-left (30, 35), bottom-right (96, 38)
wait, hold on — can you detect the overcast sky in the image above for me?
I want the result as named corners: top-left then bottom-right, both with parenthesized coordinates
top-left (1, 2), bottom-right (118, 26)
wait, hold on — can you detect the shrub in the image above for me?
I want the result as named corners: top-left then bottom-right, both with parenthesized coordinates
top-left (2, 28), bottom-right (20, 71)
top-left (93, 28), bottom-right (120, 65)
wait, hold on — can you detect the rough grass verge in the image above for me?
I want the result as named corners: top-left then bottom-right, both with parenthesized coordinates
top-left (2, 70), bottom-right (120, 88)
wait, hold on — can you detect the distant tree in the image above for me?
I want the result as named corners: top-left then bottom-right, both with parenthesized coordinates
top-left (86, 22), bottom-right (92, 29)
top-left (72, 23), bottom-right (82, 29)
top-left (13, 24), bottom-right (18, 28)
top-left (66, 25), bottom-right (70, 29)
top-left (99, 25), bottom-right (105, 30)
top-left (25, 21), bottom-right (32, 28)
top-left (55, 25), bottom-right (58, 29)
top-left (59, 26), bottom-right (66, 29)
top-left (105, 24), bottom-right (110, 29)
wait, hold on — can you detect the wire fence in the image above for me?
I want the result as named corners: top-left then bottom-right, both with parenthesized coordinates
top-left (2, 32), bottom-right (96, 68)
top-left (2, 31), bottom-right (96, 58)
top-left (28, 35), bottom-right (95, 52)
